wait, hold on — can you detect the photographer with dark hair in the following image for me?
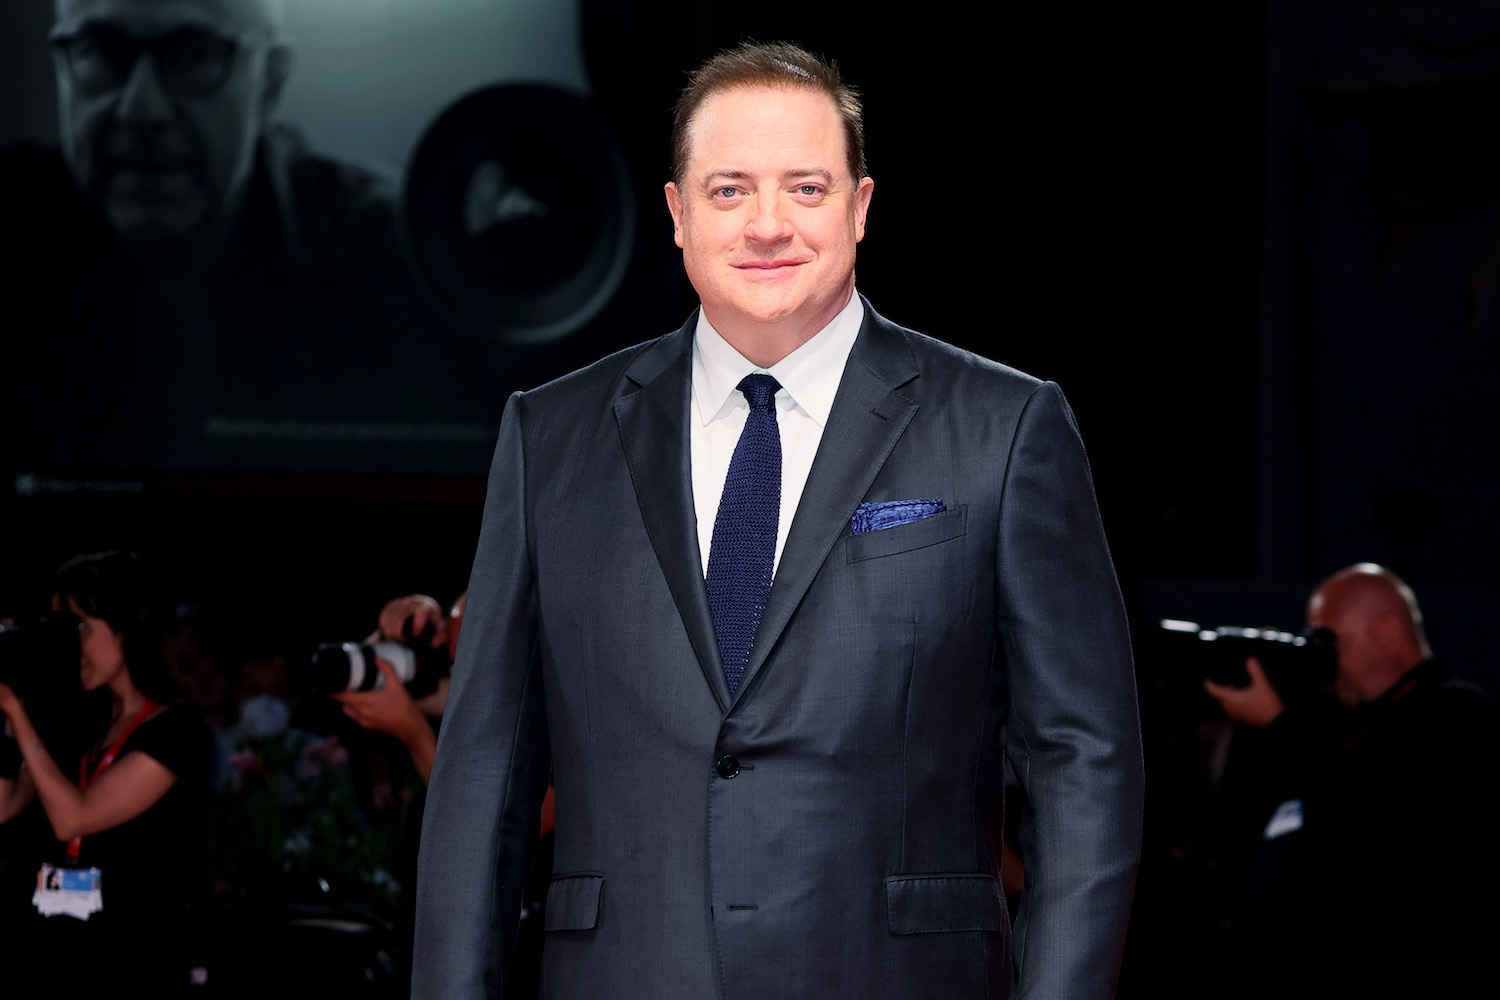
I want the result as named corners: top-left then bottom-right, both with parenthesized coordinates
top-left (0, 551), bottom-right (214, 996)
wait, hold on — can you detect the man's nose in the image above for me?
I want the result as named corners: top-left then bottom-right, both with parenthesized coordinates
top-left (115, 54), bottom-right (173, 124)
top-left (745, 191), bottom-right (793, 243)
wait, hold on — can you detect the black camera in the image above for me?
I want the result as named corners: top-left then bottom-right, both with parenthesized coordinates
top-left (305, 640), bottom-right (444, 700)
top-left (1155, 618), bottom-right (1338, 708)
top-left (0, 615), bottom-right (83, 701)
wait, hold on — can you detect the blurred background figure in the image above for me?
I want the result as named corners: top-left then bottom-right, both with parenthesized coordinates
top-left (0, 0), bottom-right (456, 472)
top-left (0, 550), bottom-right (214, 997)
top-left (1202, 563), bottom-right (1500, 999)
top-left (332, 591), bottom-right (463, 786)
top-left (332, 588), bottom-right (551, 998)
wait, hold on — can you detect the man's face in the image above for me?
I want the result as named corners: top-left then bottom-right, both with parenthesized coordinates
top-left (51, 0), bottom-right (284, 245)
top-left (665, 86), bottom-right (874, 348)
top-left (1306, 589), bottom-right (1377, 705)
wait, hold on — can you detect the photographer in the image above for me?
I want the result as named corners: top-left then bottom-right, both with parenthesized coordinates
top-left (1202, 564), bottom-right (1500, 998)
top-left (335, 590), bottom-right (552, 999)
top-left (330, 592), bottom-right (463, 786)
top-left (1188, 617), bottom-right (1345, 984)
top-left (0, 551), bottom-right (213, 996)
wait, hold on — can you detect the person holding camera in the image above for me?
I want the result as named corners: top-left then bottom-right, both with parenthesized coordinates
top-left (1203, 563), bottom-right (1500, 998)
top-left (330, 591), bottom-right (463, 786)
top-left (0, 551), bottom-right (213, 996)
top-left (334, 590), bottom-right (553, 999)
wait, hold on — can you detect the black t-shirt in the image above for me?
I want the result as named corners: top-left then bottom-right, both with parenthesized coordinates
top-left (68, 703), bottom-right (215, 920)
top-left (12, 703), bottom-right (215, 997)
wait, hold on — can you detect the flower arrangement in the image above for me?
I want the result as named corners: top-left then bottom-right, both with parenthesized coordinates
top-left (210, 728), bottom-right (424, 915)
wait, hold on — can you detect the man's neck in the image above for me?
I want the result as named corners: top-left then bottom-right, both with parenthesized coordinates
top-left (706, 287), bottom-right (856, 368)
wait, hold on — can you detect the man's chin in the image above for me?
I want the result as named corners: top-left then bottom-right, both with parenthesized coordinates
top-left (104, 200), bottom-right (210, 248)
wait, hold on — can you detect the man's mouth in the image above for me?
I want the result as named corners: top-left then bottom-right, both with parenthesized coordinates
top-left (105, 161), bottom-right (199, 201)
top-left (107, 155), bottom-right (196, 174)
top-left (734, 258), bottom-right (808, 271)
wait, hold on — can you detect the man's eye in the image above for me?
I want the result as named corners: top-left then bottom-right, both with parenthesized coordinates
top-left (798, 185), bottom-right (820, 196)
top-left (70, 35), bottom-right (105, 60)
top-left (68, 33), bottom-right (129, 74)
top-left (171, 37), bottom-right (215, 68)
top-left (715, 187), bottom-right (738, 198)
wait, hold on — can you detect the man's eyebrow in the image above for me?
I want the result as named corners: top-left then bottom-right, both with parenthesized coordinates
top-left (700, 168), bottom-right (836, 185)
top-left (52, 12), bottom-right (226, 38)
top-left (50, 18), bottom-right (112, 38)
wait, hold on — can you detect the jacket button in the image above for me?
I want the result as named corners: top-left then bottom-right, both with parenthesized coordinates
top-left (715, 754), bottom-right (740, 779)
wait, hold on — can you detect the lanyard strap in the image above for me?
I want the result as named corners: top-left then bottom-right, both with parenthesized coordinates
top-left (66, 700), bottom-right (159, 861)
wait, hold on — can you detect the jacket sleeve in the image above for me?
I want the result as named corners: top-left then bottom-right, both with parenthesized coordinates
top-left (997, 381), bottom-right (1145, 999)
top-left (413, 391), bottom-right (551, 998)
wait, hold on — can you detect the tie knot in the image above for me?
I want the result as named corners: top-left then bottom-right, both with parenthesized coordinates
top-left (738, 373), bottom-right (780, 411)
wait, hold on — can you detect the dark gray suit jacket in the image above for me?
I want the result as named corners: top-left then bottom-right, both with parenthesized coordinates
top-left (413, 301), bottom-right (1144, 999)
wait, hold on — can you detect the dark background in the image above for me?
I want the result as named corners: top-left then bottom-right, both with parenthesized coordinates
top-left (0, 1), bottom-right (1275, 650)
top-left (4, 1), bottom-right (1500, 993)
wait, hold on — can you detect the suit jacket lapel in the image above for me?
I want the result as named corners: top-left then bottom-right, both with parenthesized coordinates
top-left (734, 302), bottom-right (921, 705)
top-left (614, 314), bottom-right (732, 711)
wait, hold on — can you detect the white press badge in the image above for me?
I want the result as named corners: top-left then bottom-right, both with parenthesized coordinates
top-left (33, 863), bottom-right (103, 920)
top-left (1263, 798), bottom-right (1305, 840)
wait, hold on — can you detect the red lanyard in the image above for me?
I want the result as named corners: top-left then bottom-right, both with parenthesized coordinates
top-left (66, 700), bottom-right (159, 861)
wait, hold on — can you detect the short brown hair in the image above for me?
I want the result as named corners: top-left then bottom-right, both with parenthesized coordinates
top-left (670, 41), bottom-right (866, 186)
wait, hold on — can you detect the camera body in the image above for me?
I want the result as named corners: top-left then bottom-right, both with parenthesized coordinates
top-left (0, 616), bottom-right (83, 701)
top-left (1158, 618), bottom-right (1338, 704)
top-left (306, 640), bottom-right (443, 700)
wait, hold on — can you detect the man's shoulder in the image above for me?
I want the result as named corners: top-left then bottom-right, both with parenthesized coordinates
top-left (910, 327), bottom-right (1042, 387)
top-left (1368, 663), bottom-right (1500, 760)
top-left (264, 124), bottom-right (403, 270)
top-left (269, 123), bottom-right (398, 211)
top-left (861, 306), bottom-right (1051, 404)
top-left (518, 323), bottom-right (688, 411)
top-left (1429, 673), bottom-right (1500, 731)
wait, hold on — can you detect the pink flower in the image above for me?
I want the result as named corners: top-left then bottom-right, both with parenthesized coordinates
top-left (229, 748), bottom-right (264, 778)
top-left (371, 781), bottom-right (396, 812)
top-left (297, 735), bottom-right (349, 780)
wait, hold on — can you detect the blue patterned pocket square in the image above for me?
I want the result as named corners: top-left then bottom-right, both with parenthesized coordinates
top-left (850, 499), bottom-right (947, 535)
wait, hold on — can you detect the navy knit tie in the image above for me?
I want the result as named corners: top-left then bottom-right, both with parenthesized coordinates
top-left (705, 373), bottom-right (782, 697)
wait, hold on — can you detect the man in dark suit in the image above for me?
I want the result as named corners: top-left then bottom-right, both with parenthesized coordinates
top-left (413, 42), bottom-right (1144, 999)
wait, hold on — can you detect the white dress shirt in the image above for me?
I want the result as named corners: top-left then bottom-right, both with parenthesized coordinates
top-left (690, 293), bottom-right (864, 578)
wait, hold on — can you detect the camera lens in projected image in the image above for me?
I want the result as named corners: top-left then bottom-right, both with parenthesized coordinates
top-left (403, 84), bottom-right (634, 346)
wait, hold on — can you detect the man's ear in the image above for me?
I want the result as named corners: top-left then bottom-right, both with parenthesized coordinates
top-left (262, 43), bottom-right (294, 112)
top-left (853, 176), bottom-right (874, 243)
top-left (1373, 612), bottom-right (1412, 658)
top-left (664, 181), bottom-right (686, 249)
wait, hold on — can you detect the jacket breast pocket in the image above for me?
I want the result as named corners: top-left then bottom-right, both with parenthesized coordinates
top-left (846, 505), bottom-right (967, 564)
top-left (884, 872), bottom-right (1005, 934)
top-left (544, 873), bottom-right (605, 932)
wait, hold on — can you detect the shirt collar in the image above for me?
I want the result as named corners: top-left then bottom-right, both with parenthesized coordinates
top-left (692, 292), bottom-right (864, 427)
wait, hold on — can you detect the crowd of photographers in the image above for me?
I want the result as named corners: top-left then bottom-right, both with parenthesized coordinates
top-left (0, 551), bottom-right (544, 998)
top-left (4, 552), bottom-right (1497, 997)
